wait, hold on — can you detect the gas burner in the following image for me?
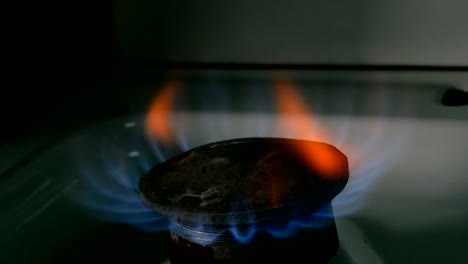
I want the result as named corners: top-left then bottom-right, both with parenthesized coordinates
top-left (139, 137), bottom-right (349, 263)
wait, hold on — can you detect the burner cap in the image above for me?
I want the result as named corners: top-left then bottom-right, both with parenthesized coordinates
top-left (139, 138), bottom-right (348, 225)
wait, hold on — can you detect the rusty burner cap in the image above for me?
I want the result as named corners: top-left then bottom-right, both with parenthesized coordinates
top-left (139, 137), bottom-right (349, 227)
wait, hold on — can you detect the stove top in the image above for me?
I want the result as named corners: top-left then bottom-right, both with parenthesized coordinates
top-left (1, 70), bottom-right (467, 263)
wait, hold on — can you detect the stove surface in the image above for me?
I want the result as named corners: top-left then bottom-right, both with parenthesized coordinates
top-left (1, 71), bottom-right (467, 263)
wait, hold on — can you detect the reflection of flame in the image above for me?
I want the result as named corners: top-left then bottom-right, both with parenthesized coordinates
top-left (275, 77), bottom-right (346, 179)
top-left (145, 79), bottom-right (181, 143)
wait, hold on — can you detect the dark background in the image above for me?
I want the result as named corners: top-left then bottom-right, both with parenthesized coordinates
top-left (1, 1), bottom-right (117, 142)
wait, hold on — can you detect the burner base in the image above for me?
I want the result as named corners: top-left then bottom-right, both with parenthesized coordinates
top-left (169, 217), bottom-right (339, 264)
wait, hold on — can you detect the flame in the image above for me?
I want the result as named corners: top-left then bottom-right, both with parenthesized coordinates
top-left (145, 79), bottom-right (180, 143)
top-left (274, 77), bottom-right (345, 179)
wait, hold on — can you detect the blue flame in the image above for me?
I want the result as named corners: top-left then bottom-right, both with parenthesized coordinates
top-left (229, 224), bottom-right (257, 244)
top-left (67, 119), bottom-right (185, 232)
top-left (67, 78), bottom-right (412, 244)
top-left (265, 206), bottom-right (333, 239)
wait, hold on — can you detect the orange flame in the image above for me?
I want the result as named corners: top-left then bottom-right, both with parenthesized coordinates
top-left (275, 77), bottom-right (344, 179)
top-left (145, 79), bottom-right (181, 143)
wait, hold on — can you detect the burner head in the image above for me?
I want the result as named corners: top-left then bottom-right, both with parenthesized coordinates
top-left (139, 137), bottom-right (349, 263)
top-left (139, 137), bottom-right (348, 226)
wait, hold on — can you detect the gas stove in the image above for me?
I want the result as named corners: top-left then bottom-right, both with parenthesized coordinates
top-left (1, 69), bottom-right (468, 263)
